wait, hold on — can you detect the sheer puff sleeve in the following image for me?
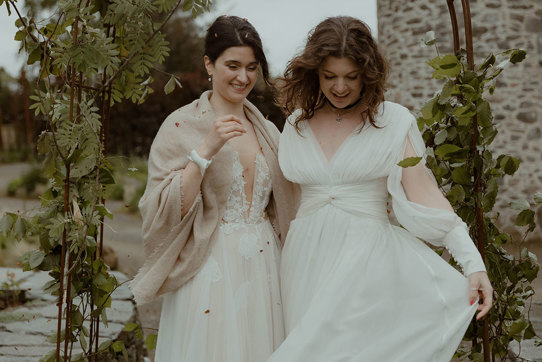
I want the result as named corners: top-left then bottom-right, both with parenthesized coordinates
top-left (386, 105), bottom-right (486, 276)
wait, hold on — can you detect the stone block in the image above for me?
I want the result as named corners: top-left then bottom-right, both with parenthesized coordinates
top-left (517, 111), bottom-right (538, 124)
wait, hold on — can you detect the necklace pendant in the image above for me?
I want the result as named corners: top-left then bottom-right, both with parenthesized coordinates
top-left (336, 114), bottom-right (342, 123)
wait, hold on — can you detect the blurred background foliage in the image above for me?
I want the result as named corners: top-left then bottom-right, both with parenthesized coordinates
top-left (0, 3), bottom-right (283, 160)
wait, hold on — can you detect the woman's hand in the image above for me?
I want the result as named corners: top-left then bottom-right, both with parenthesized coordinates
top-left (467, 271), bottom-right (493, 320)
top-left (198, 115), bottom-right (246, 159)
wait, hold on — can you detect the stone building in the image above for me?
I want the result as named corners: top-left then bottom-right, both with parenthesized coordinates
top-left (377, 0), bottom-right (542, 236)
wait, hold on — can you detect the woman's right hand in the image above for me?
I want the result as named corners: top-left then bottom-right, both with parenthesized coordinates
top-left (198, 115), bottom-right (246, 159)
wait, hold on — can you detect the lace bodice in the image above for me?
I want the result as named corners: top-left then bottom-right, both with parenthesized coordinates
top-left (221, 152), bottom-right (272, 233)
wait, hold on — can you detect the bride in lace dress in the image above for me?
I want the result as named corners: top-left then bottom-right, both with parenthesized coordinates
top-left (134, 16), bottom-right (295, 362)
top-left (268, 17), bottom-right (493, 362)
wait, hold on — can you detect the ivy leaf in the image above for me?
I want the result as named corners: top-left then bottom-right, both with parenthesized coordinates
top-left (397, 157), bottom-right (422, 168)
top-left (509, 49), bottom-right (526, 64)
top-left (164, 75), bottom-right (176, 95)
top-left (27, 46), bottom-right (42, 65)
top-left (509, 318), bottom-right (528, 338)
top-left (13, 216), bottom-right (27, 238)
top-left (111, 340), bottom-right (124, 353)
top-left (146, 334), bottom-right (158, 351)
top-left (98, 167), bottom-right (115, 185)
top-left (447, 184), bottom-right (465, 204)
top-left (500, 156), bottom-right (520, 175)
top-left (483, 177), bottom-right (498, 212)
top-left (435, 144), bottom-right (462, 158)
top-left (29, 250), bottom-right (45, 269)
top-left (99, 339), bottom-right (112, 352)
top-left (523, 321), bottom-right (536, 340)
top-left (515, 209), bottom-right (535, 226)
top-left (533, 192), bottom-right (542, 205)
top-left (182, 0), bottom-right (194, 11)
top-left (451, 167), bottom-right (471, 185)
top-left (438, 81), bottom-right (456, 104)
top-left (428, 54), bottom-right (461, 79)
top-left (434, 129), bottom-right (448, 145)
top-left (421, 97), bottom-right (438, 120)
top-left (14, 30), bottom-right (26, 41)
top-left (124, 322), bottom-right (139, 332)
top-left (0, 213), bottom-right (16, 235)
top-left (478, 53), bottom-right (496, 71)
top-left (476, 100), bottom-right (492, 127)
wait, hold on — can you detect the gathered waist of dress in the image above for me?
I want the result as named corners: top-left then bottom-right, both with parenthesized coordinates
top-left (296, 182), bottom-right (389, 222)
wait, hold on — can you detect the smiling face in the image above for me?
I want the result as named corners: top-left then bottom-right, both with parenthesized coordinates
top-left (205, 46), bottom-right (258, 105)
top-left (318, 56), bottom-right (363, 109)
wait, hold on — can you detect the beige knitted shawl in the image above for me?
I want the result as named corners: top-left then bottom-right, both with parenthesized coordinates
top-left (130, 91), bottom-right (297, 305)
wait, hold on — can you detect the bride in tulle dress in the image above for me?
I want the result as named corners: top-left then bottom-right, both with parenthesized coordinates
top-left (131, 16), bottom-right (296, 362)
top-left (268, 16), bottom-right (493, 362)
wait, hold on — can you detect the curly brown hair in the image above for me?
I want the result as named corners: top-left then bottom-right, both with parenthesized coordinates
top-left (277, 16), bottom-right (388, 131)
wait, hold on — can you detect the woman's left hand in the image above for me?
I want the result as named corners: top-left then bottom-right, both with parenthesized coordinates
top-left (467, 271), bottom-right (493, 320)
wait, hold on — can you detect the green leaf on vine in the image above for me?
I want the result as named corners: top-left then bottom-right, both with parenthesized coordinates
top-left (428, 54), bottom-right (461, 79)
top-left (515, 209), bottom-right (535, 227)
top-left (446, 184), bottom-right (465, 204)
top-left (478, 53), bottom-right (496, 71)
top-left (500, 155), bottom-right (520, 175)
top-left (0, 213), bottom-right (16, 236)
top-left (397, 157), bottom-right (422, 168)
top-left (99, 339), bottom-right (112, 352)
top-left (435, 144), bottom-right (462, 158)
top-left (509, 49), bottom-right (526, 64)
top-left (421, 97), bottom-right (438, 120)
top-left (483, 178), bottom-right (498, 212)
top-left (476, 100), bottom-right (492, 127)
top-left (434, 129), bottom-right (448, 145)
top-left (533, 192), bottom-right (542, 205)
top-left (451, 167), bottom-right (470, 185)
top-left (146, 334), bottom-right (158, 351)
top-left (164, 75), bottom-right (177, 95)
top-left (29, 250), bottom-right (45, 269)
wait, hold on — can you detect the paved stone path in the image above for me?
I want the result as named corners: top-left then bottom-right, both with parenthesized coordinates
top-left (0, 267), bottom-right (142, 361)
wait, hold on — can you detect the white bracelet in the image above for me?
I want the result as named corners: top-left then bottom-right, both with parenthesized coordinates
top-left (187, 149), bottom-right (212, 176)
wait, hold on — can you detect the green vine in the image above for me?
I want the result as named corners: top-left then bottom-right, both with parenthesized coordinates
top-left (414, 34), bottom-right (541, 360)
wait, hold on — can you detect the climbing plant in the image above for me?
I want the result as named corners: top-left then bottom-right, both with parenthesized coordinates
top-left (0, 0), bottom-right (211, 361)
top-left (405, 29), bottom-right (541, 361)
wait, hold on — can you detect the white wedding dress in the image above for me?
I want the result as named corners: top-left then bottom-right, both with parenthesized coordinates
top-left (268, 102), bottom-right (485, 362)
top-left (155, 152), bottom-right (283, 362)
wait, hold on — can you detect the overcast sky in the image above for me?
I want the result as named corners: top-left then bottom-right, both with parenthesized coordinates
top-left (0, 0), bottom-right (377, 77)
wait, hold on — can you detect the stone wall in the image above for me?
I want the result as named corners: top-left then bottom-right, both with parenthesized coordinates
top-left (377, 0), bottom-right (542, 236)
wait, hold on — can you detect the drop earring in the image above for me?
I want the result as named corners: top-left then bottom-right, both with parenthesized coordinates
top-left (208, 74), bottom-right (212, 82)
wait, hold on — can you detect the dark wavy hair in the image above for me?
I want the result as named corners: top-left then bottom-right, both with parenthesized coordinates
top-left (204, 15), bottom-right (271, 86)
top-left (277, 16), bottom-right (388, 131)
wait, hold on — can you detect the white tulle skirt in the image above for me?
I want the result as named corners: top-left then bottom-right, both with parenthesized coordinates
top-left (268, 205), bottom-right (478, 362)
top-left (155, 220), bottom-right (283, 362)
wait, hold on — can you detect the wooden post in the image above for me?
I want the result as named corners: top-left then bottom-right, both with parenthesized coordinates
top-left (445, 1), bottom-right (490, 361)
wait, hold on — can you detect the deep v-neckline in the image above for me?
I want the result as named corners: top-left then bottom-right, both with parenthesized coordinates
top-left (305, 121), bottom-right (362, 166)
top-left (232, 151), bottom-right (265, 219)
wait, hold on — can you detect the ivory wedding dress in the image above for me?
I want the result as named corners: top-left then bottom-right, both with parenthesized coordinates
top-left (155, 152), bottom-right (283, 362)
top-left (268, 102), bottom-right (485, 362)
